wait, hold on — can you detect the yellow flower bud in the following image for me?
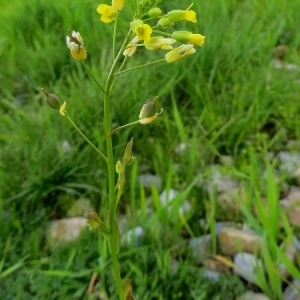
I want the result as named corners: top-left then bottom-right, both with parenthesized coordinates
top-left (165, 44), bottom-right (196, 63)
top-left (112, 0), bottom-right (125, 12)
top-left (171, 31), bottom-right (205, 47)
top-left (66, 31), bottom-right (87, 60)
top-left (59, 102), bottom-right (67, 116)
top-left (123, 36), bottom-right (139, 57)
top-left (158, 5), bottom-right (197, 27)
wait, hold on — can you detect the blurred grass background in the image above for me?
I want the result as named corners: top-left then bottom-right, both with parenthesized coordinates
top-left (0, 0), bottom-right (300, 299)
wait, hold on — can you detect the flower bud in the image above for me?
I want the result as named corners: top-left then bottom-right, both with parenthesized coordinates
top-left (166, 9), bottom-right (197, 23)
top-left (112, 0), bottom-right (125, 12)
top-left (59, 102), bottom-right (67, 116)
top-left (158, 17), bottom-right (172, 27)
top-left (171, 31), bottom-right (205, 47)
top-left (66, 31), bottom-right (87, 60)
top-left (148, 7), bottom-right (162, 17)
top-left (116, 160), bottom-right (123, 174)
top-left (145, 36), bottom-right (176, 50)
top-left (165, 44), bottom-right (196, 63)
top-left (42, 88), bottom-right (61, 110)
top-left (123, 36), bottom-right (139, 57)
top-left (158, 6), bottom-right (197, 27)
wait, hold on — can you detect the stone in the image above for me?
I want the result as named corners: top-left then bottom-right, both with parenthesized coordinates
top-left (121, 226), bottom-right (144, 247)
top-left (201, 267), bottom-right (220, 281)
top-left (48, 217), bottom-right (87, 247)
top-left (237, 291), bottom-right (271, 300)
top-left (188, 235), bottom-right (212, 262)
top-left (206, 165), bottom-right (238, 194)
top-left (138, 173), bottom-right (162, 191)
top-left (279, 237), bottom-right (299, 278)
top-left (280, 187), bottom-right (300, 226)
top-left (218, 227), bottom-right (262, 256)
top-left (283, 279), bottom-right (300, 300)
top-left (217, 187), bottom-right (246, 218)
top-left (233, 252), bottom-right (262, 284)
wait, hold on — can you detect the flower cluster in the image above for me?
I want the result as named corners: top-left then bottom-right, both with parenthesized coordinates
top-left (96, 2), bottom-right (205, 63)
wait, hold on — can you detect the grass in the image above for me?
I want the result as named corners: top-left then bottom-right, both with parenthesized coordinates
top-left (1, 0), bottom-right (300, 298)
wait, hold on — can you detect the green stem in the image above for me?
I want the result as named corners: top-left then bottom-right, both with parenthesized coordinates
top-left (81, 61), bottom-right (105, 94)
top-left (110, 120), bottom-right (140, 135)
top-left (114, 58), bottom-right (165, 76)
top-left (102, 30), bottom-right (133, 300)
top-left (64, 112), bottom-right (107, 162)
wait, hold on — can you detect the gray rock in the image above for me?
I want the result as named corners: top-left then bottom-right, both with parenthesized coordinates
top-left (280, 187), bottom-right (300, 226)
top-left (160, 189), bottom-right (179, 207)
top-left (206, 165), bottom-right (238, 194)
top-left (233, 252), bottom-right (262, 284)
top-left (279, 152), bottom-right (300, 179)
top-left (279, 238), bottom-right (298, 278)
top-left (121, 226), bottom-right (144, 247)
top-left (283, 279), bottom-right (300, 300)
top-left (236, 291), bottom-right (271, 300)
top-left (218, 227), bottom-right (262, 256)
top-left (48, 217), bottom-right (87, 247)
top-left (159, 189), bottom-right (191, 217)
top-left (188, 235), bottom-right (212, 262)
top-left (217, 187), bottom-right (246, 217)
top-left (202, 267), bottom-right (220, 281)
top-left (138, 173), bottom-right (162, 191)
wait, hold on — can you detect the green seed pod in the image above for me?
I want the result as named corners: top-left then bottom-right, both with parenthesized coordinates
top-left (42, 88), bottom-right (61, 110)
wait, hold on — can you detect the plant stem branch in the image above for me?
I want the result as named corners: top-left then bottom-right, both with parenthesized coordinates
top-left (81, 61), bottom-right (105, 94)
top-left (114, 58), bottom-right (165, 76)
top-left (111, 120), bottom-right (140, 135)
top-left (65, 112), bottom-right (107, 162)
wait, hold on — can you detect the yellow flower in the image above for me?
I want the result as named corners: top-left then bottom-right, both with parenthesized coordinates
top-left (59, 102), bottom-right (67, 116)
top-left (66, 31), bottom-right (87, 60)
top-left (112, 0), bottom-right (125, 11)
top-left (183, 10), bottom-right (197, 23)
top-left (123, 36), bottom-right (139, 57)
top-left (171, 31), bottom-right (205, 47)
top-left (165, 44), bottom-right (196, 63)
top-left (130, 19), bottom-right (152, 42)
top-left (145, 36), bottom-right (176, 51)
top-left (97, 4), bottom-right (117, 23)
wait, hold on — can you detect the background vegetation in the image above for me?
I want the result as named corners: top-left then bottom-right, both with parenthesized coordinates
top-left (1, 0), bottom-right (300, 299)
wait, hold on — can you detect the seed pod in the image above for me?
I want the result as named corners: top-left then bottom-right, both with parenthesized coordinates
top-left (42, 88), bottom-right (61, 110)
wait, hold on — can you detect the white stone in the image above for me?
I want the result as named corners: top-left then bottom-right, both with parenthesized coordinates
top-left (138, 173), bottom-right (162, 191)
top-left (233, 252), bottom-right (262, 284)
top-left (121, 226), bottom-right (144, 247)
top-left (48, 217), bottom-right (87, 247)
